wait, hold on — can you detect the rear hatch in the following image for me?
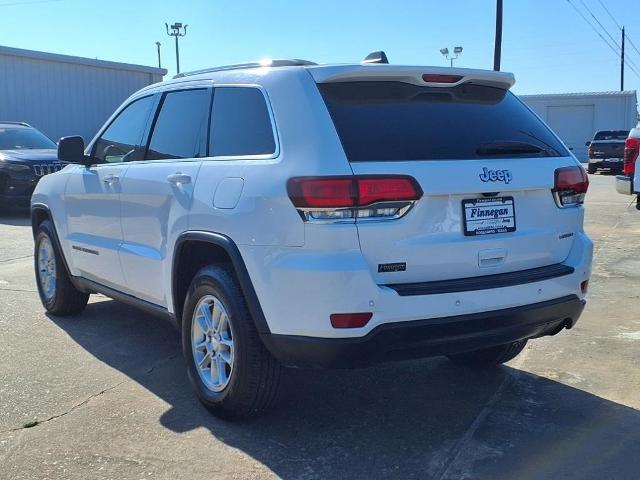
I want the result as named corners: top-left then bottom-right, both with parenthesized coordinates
top-left (313, 67), bottom-right (582, 284)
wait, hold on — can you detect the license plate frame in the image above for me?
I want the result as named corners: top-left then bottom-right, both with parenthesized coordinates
top-left (462, 196), bottom-right (516, 236)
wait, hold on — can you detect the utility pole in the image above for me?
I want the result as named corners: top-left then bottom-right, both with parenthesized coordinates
top-left (155, 41), bottom-right (162, 69)
top-left (494, 0), bottom-right (503, 71)
top-left (165, 22), bottom-right (188, 74)
top-left (621, 26), bottom-right (625, 91)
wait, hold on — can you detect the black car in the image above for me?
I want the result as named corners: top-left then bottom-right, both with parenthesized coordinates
top-left (586, 130), bottom-right (629, 174)
top-left (0, 122), bottom-right (65, 209)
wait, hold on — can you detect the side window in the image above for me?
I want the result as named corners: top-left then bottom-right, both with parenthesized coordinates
top-left (93, 96), bottom-right (155, 163)
top-left (146, 89), bottom-right (210, 160)
top-left (209, 87), bottom-right (276, 157)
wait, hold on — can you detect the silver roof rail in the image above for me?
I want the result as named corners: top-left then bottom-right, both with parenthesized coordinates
top-left (173, 59), bottom-right (317, 78)
top-left (0, 121), bottom-right (31, 127)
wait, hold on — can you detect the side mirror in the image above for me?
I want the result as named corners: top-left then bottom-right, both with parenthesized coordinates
top-left (58, 136), bottom-right (91, 166)
top-left (585, 141), bottom-right (591, 146)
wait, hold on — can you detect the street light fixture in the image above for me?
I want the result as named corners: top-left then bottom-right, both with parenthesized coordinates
top-left (440, 46), bottom-right (463, 67)
top-left (165, 22), bottom-right (188, 74)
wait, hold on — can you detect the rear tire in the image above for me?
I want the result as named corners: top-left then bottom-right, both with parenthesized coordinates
top-left (181, 265), bottom-right (281, 420)
top-left (587, 164), bottom-right (596, 174)
top-left (447, 340), bottom-right (527, 366)
top-left (34, 220), bottom-right (89, 316)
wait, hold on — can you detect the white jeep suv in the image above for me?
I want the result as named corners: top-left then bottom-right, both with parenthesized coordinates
top-left (31, 57), bottom-right (593, 419)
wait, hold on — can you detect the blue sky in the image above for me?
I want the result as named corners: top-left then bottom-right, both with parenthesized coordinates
top-left (1, 0), bottom-right (640, 95)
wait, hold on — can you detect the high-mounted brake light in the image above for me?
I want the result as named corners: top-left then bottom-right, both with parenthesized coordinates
top-left (422, 74), bottom-right (463, 84)
top-left (623, 137), bottom-right (640, 176)
top-left (288, 176), bottom-right (422, 222)
top-left (553, 166), bottom-right (589, 208)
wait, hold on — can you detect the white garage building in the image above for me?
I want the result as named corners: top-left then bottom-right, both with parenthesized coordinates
top-left (520, 90), bottom-right (638, 162)
top-left (0, 45), bottom-right (166, 143)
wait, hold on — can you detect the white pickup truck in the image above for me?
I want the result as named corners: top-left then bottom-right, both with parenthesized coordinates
top-left (615, 125), bottom-right (640, 208)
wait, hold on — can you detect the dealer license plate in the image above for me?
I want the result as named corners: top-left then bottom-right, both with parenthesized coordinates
top-left (462, 196), bottom-right (516, 236)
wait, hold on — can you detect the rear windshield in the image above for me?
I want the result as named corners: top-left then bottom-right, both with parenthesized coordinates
top-left (318, 81), bottom-right (569, 161)
top-left (594, 130), bottom-right (628, 141)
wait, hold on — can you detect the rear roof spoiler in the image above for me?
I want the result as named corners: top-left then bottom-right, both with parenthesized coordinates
top-left (307, 65), bottom-right (516, 90)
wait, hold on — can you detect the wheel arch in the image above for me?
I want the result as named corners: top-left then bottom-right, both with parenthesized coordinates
top-left (30, 203), bottom-right (80, 289)
top-left (31, 203), bottom-right (52, 236)
top-left (172, 231), bottom-right (270, 334)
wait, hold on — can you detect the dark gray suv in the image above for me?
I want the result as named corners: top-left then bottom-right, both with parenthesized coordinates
top-left (0, 122), bottom-right (64, 209)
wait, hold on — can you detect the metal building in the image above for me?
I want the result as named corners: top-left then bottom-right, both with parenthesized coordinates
top-left (0, 45), bottom-right (166, 143)
top-left (520, 90), bottom-right (638, 161)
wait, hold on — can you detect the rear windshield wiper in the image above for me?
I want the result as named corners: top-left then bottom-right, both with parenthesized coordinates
top-left (476, 141), bottom-right (551, 157)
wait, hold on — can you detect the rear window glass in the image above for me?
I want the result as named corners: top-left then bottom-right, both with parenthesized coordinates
top-left (209, 87), bottom-right (276, 157)
top-left (318, 82), bottom-right (569, 161)
top-left (594, 130), bottom-right (628, 140)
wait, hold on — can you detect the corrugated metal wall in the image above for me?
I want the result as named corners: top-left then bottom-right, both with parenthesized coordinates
top-left (0, 50), bottom-right (164, 143)
top-left (520, 92), bottom-right (638, 162)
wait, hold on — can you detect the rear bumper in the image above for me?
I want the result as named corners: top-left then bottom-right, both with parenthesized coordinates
top-left (589, 159), bottom-right (623, 171)
top-left (616, 175), bottom-right (633, 195)
top-left (262, 295), bottom-right (585, 368)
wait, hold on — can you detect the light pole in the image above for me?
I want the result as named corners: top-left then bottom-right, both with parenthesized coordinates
top-left (165, 22), bottom-right (188, 74)
top-left (155, 41), bottom-right (162, 69)
top-left (440, 46), bottom-right (463, 67)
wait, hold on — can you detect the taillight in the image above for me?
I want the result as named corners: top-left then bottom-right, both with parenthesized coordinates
top-left (553, 166), bottom-right (589, 208)
top-left (288, 175), bottom-right (422, 222)
top-left (623, 137), bottom-right (640, 175)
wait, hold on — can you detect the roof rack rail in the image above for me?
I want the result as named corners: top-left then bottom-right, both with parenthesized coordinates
top-left (0, 121), bottom-right (31, 127)
top-left (174, 59), bottom-right (317, 78)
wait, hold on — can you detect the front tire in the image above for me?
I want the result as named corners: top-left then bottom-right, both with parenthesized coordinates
top-left (181, 266), bottom-right (281, 420)
top-left (34, 220), bottom-right (89, 315)
top-left (587, 164), bottom-right (597, 174)
top-left (447, 340), bottom-right (527, 366)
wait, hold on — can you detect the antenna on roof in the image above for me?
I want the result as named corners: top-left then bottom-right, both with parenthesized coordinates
top-left (362, 51), bottom-right (389, 64)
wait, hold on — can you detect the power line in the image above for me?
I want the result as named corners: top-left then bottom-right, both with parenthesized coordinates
top-left (627, 35), bottom-right (640, 59)
top-left (578, 0), bottom-right (620, 49)
top-left (566, 0), bottom-right (619, 55)
top-left (596, 0), bottom-right (622, 30)
top-left (565, 0), bottom-right (640, 81)
top-left (593, 0), bottom-right (640, 61)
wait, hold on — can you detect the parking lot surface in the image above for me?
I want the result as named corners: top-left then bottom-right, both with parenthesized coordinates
top-left (1, 174), bottom-right (639, 480)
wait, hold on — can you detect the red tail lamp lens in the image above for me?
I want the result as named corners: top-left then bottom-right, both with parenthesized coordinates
top-left (330, 312), bottom-right (373, 329)
top-left (357, 177), bottom-right (421, 205)
top-left (623, 137), bottom-right (640, 175)
top-left (288, 178), bottom-right (355, 208)
top-left (288, 176), bottom-right (422, 208)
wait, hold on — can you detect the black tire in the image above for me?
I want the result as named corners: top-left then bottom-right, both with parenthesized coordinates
top-left (587, 164), bottom-right (596, 174)
top-left (181, 265), bottom-right (281, 420)
top-left (34, 220), bottom-right (89, 315)
top-left (447, 340), bottom-right (527, 367)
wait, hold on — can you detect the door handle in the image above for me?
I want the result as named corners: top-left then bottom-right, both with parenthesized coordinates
top-left (103, 174), bottom-right (119, 185)
top-left (167, 173), bottom-right (192, 185)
